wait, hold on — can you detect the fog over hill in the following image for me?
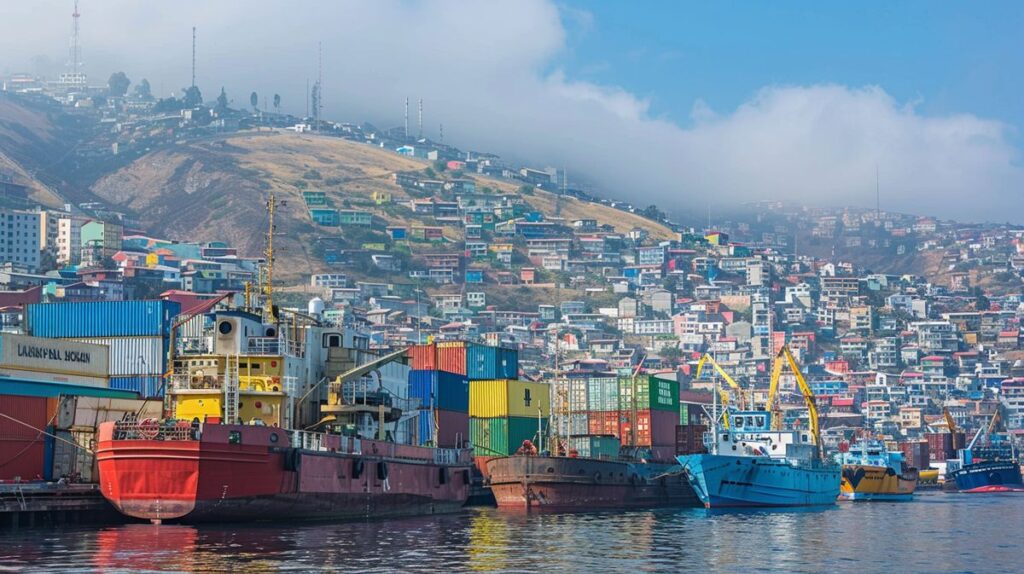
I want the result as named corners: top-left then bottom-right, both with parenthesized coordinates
top-left (3, 1), bottom-right (1022, 222)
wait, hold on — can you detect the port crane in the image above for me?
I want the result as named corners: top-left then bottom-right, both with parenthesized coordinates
top-left (766, 345), bottom-right (822, 458)
top-left (943, 407), bottom-right (962, 450)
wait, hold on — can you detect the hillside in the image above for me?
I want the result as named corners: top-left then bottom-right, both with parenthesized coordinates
top-left (89, 130), bottom-right (676, 282)
top-left (0, 95), bottom-right (68, 208)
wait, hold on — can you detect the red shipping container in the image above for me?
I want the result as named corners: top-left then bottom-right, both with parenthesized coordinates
top-left (650, 409), bottom-right (679, 447)
top-left (0, 394), bottom-right (49, 481)
top-left (588, 411), bottom-right (620, 436)
top-left (436, 409), bottom-right (470, 448)
top-left (410, 344), bottom-right (437, 371)
top-left (436, 342), bottom-right (468, 376)
top-left (899, 441), bottom-right (930, 470)
top-left (620, 410), bottom-right (676, 447)
top-left (675, 424), bottom-right (708, 455)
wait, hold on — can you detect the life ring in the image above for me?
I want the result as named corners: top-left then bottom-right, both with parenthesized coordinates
top-left (377, 461), bottom-right (389, 481)
top-left (352, 458), bottom-right (365, 478)
top-left (138, 418), bottom-right (160, 440)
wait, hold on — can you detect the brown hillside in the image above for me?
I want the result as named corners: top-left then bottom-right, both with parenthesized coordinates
top-left (90, 130), bottom-right (675, 282)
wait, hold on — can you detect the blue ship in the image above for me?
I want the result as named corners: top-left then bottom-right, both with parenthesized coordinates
top-left (677, 411), bottom-right (840, 508)
top-left (949, 444), bottom-right (1024, 493)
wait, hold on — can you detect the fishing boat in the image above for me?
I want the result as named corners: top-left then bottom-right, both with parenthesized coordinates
top-left (677, 347), bottom-right (840, 508)
top-left (837, 440), bottom-right (918, 501)
top-left (948, 411), bottom-right (1024, 493)
top-left (487, 452), bottom-right (696, 510)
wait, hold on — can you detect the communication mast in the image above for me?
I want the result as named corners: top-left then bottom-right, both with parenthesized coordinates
top-left (417, 98), bottom-right (423, 140)
top-left (191, 26), bottom-right (197, 88)
top-left (404, 97), bottom-right (409, 140)
top-left (263, 195), bottom-right (278, 322)
top-left (70, 0), bottom-right (81, 76)
top-left (316, 41), bottom-right (324, 133)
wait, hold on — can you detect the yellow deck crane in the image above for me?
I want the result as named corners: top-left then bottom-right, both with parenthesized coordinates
top-left (943, 407), bottom-right (962, 450)
top-left (766, 345), bottom-right (823, 459)
top-left (695, 354), bottom-right (747, 428)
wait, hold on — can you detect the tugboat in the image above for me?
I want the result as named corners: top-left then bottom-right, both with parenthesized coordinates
top-left (838, 439), bottom-right (918, 501)
top-left (949, 410), bottom-right (1024, 493)
top-left (677, 347), bottom-right (840, 508)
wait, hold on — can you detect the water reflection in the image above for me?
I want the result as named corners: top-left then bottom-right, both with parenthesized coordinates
top-left (3, 494), bottom-right (1024, 573)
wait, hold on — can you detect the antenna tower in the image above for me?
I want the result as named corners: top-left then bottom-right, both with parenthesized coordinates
top-left (69, 0), bottom-right (81, 76)
top-left (404, 98), bottom-right (409, 139)
top-left (316, 41), bottom-right (323, 133)
top-left (417, 98), bottom-right (423, 139)
top-left (264, 195), bottom-right (278, 322)
top-left (191, 26), bottom-right (196, 88)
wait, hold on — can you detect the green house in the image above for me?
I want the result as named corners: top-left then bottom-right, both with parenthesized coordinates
top-left (338, 209), bottom-right (372, 226)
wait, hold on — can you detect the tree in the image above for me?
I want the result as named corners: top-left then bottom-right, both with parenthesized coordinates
top-left (107, 72), bottom-right (130, 97)
top-left (250, 91), bottom-right (258, 111)
top-left (433, 159), bottom-right (448, 173)
top-left (182, 85), bottom-right (203, 107)
top-left (133, 78), bottom-right (152, 100)
top-left (215, 87), bottom-right (229, 112)
top-left (152, 96), bottom-right (183, 114)
top-left (273, 93), bottom-right (281, 112)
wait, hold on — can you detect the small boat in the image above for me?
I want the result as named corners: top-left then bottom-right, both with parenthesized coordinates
top-left (487, 453), bottom-right (697, 510)
top-left (837, 440), bottom-right (918, 501)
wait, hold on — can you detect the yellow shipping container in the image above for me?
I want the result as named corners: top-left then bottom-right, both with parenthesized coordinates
top-left (470, 380), bottom-right (550, 418)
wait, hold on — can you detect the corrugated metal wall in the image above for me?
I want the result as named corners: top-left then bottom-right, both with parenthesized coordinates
top-left (0, 394), bottom-right (49, 480)
top-left (67, 336), bottom-right (167, 376)
top-left (26, 300), bottom-right (180, 338)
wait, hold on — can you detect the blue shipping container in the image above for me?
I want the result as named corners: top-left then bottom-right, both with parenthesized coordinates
top-left (408, 370), bottom-right (469, 412)
top-left (109, 375), bottom-right (165, 398)
top-left (417, 411), bottom-right (432, 446)
top-left (466, 345), bottom-right (519, 380)
top-left (26, 300), bottom-right (181, 338)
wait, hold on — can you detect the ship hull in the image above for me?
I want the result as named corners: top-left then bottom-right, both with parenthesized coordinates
top-left (678, 454), bottom-right (840, 508)
top-left (96, 423), bottom-right (472, 523)
top-left (951, 461), bottom-right (1024, 493)
top-left (839, 464), bottom-right (918, 501)
top-left (487, 456), bottom-right (698, 510)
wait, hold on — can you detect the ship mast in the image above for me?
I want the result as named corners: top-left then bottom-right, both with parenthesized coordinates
top-left (264, 194), bottom-right (277, 322)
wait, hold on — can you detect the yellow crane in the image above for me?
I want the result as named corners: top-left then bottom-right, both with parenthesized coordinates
top-left (943, 407), bottom-right (961, 450)
top-left (695, 354), bottom-right (747, 429)
top-left (766, 345), bottom-right (822, 458)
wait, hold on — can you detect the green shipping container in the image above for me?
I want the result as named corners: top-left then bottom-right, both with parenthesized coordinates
top-left (617, 375), bottom-right (679, 412)
top-left (680, 403), bottom-right (689, 425)
top-left (470, 416), bottom-right (549, 456)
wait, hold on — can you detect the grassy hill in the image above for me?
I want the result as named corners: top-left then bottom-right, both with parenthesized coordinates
top-left (89, 130), bottom-right (676, 282)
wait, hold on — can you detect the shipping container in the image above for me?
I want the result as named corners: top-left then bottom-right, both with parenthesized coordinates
top-left (109, 375), bottom-right (165, 398)
top-left (417, 409), bottom-right (470, 448)
top-left (436, 342), bottom-right (468, 376)
top-left (470, 416), bottom-right (548, 456)
top-left (619, 409), bottom-right (678, 447)
top-left (925, 432), bottom-right (964, 462)
top-left (675, 424), bottom-right (708, 455)
top-left (585, 376), bottom-right (619, 412)
top-left (568, 435), bottom-right (621, 459)
top-left (497, 347), bottom-right (519, 379)
top-left (617, 376), bottom-right (679, 412)
top-left (587, 410), bottom-right (621, 436)
top-left (51, 429), bottom-right (96, 482)
top-left (899, 440), bottom-right (930, 471)
top-left (26, 300), bottom-right (181, 338)
top-left (409, 344), bottom-right (437, 371)
top-left (0, 333), bottom-right (110, 379)
top-left (464, 344), bottom-right (519, 380)
top-left (57, 396), bottom-right (162, 430)
top-left (409, 370), bottom-right (469, 412)
top-left (0, 394), bottom-right (49, 480)
top-left (469, 380), bottom-right (550, 418)
top-left (66, 336), bottom-right (167, 376)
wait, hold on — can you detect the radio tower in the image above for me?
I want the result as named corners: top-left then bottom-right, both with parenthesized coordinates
top-left (316, 41), bottom-right (323, 133)
top-left (69, 0), bottom-right (81, 77)
top-left (404, 97), bottom-right (409, 140)
top-left (191, 26), bottom-right (197, 88)
top-left (417, 98), bottom-right (423, 140)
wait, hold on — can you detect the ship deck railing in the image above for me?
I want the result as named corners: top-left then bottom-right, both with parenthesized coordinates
top-left (288, 430), bottom-right (469, 465)
top-left (112, 420), bottom-right (198, 441)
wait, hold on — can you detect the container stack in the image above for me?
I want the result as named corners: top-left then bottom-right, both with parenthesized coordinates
top-left (469, 379), bottom-right (549, 457)
top-left (24, 300), bottom-right (181, 398)
top-left (924, 432), bottom-right (964, 462)
top-left (899, 440), bottom-right (930, 470)
top-left (615, 375), bottom-right (680, 449)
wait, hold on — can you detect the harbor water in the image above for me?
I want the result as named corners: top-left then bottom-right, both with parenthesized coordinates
top-left (2, 492), bottom-right (1022, 573)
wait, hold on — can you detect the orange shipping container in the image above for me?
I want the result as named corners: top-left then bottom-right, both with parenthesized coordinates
top-left (436, 342), bottom-right (468, 376)
top-left (588, 411), bottom-right (620, 436)
top-left (409, 344), bottom-right (437, 371)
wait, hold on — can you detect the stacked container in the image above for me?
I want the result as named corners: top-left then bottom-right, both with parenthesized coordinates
top-left (24, 300), bottom-right (181, 399)
top-left (899, 440), bottom-right (930, 470)
top-left (469, 379), bottom-right (550, 456)
top-left (408, 369), bottom-right (469, 448)
top-left (613, 375), bottom-right (681, 447)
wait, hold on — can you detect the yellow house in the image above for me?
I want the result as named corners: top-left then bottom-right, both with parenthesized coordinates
top-left (371, 191), bottom-right (392, 205)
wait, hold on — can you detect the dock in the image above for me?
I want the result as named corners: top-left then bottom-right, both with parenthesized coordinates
top-left (1, 483), bottom-right (123, 528)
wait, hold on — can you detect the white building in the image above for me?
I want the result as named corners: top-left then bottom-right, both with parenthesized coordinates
top-left (0, 209), bottom-right (41, 271)
top-left (56, 215), bottom-right (86, 265)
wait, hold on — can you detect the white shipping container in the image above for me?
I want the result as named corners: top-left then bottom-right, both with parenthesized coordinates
top-left (66, 336), bottom-right (166, 376)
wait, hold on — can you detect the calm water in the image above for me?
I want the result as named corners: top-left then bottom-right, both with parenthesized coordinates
top-left (2, 492), bottom-right (1021, 573)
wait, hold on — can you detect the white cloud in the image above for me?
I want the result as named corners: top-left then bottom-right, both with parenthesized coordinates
top-left (2, 0), bottom-right (1020, 222)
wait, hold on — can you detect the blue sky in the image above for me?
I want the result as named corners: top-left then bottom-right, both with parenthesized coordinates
top-left (558, 2), bottom-right (1024, 135)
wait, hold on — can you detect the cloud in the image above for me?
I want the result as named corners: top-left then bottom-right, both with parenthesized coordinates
top-left (2, 0), bottom-right (1021, 222)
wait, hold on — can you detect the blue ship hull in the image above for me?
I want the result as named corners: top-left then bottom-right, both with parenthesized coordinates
top-left (951, 461), bottom-right (1024, 493)
top-left (678, 453), bottom-right (840, 508)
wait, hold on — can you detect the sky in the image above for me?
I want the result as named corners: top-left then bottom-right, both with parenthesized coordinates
top-left (1, 1), bottom-right (1022, 223)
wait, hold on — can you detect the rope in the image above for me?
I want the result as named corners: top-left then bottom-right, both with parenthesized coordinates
top-left (0, 412), bottom-right (94, 455)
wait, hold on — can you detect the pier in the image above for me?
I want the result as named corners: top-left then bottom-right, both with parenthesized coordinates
top-left (1, 483), bottom-right (122, 528)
